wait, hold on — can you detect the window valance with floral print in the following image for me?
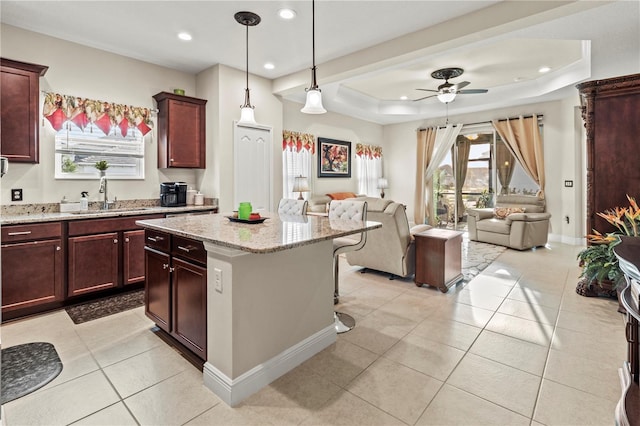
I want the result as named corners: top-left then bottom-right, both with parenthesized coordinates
top-left (355, 143), bottom-right (382, 159)
top-left (43, 92), bottom-right (154, 137)
top-left (282, 130), bottom-right (315, 154)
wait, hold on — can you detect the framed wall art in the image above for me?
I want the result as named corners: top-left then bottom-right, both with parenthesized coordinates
top-left (317, 137), bottom-right (351, 178)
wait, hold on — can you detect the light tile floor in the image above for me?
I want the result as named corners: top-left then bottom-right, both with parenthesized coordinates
top-left (1, 241), bottom-right (626, 425)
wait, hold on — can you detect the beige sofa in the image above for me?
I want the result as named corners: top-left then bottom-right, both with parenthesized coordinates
top-left (344, 197), bottom-right (430, 278)
top-left (308, 192), bottom-right (365, 213)
top-left (467, 195), bottom-right (551, 250)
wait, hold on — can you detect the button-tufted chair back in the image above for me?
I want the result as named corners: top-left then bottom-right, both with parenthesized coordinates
top-left (277, 198), bottom-right (308, 216)
top-left (328, 200), bottom-right (367, 222)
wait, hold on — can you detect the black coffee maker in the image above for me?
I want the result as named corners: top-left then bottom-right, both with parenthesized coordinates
top-left (160, 182), bottom-right (187, 207)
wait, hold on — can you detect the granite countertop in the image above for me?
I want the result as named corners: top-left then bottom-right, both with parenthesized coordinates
top-left (136, 213), bottom-right (382, 254)
top-left (0, 205), bottom-right (217, 225)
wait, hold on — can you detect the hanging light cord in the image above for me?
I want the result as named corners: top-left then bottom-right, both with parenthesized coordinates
top-left (242, 21), bottom-right (253, 108)
top-left (308, 0), bottom-right (319, 91)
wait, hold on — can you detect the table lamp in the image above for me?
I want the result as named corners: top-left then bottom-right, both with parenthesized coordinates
top-left (377, 178), bottom-right (388, 199)
top-left (292, 175), bottom-right (310, 200)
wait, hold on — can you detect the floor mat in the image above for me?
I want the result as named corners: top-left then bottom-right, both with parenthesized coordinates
top-left (65, 289), bottom-right (144, 324)
top-left (462, 237), bottom-right (507, 282)
top-left (1, 342), bottom-right (63, 404)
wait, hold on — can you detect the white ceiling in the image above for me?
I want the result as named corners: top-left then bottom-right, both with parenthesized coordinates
top-left (2, 1), bottom-right (639, 125)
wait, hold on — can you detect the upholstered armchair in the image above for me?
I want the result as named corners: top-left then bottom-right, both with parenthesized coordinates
top-left (344, 197), bottom-right (430, 278)
top-left (467, 195), bottom-right (551, 250)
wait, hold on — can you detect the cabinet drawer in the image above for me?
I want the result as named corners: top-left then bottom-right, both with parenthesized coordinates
top-left (145, 229), bottom-right (170, 252)
top-left (1, 222), bottom-right (61, 243)
top-left (172, 236), bottom-right (206, 265)
top-left (68, 214), bottom-right (163, 236)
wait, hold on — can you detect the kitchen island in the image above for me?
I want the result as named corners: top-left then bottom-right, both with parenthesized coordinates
top-left (136, 212), bottom-right (381, 406)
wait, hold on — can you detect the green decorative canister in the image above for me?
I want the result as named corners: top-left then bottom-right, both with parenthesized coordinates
top-left (238, 202), bottom-right (252, 220)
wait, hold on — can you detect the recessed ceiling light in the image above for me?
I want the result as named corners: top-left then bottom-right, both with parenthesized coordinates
top-left (538, 66), bottom-right (551, 73)
top-left (178, 32), bottom-right (192, 41)
top-left (278, 8), bottom-right (296, 20)
top-left (264, 63), bottom-right (275, 70)
top-left (400, 96), bottom-right (408, 100)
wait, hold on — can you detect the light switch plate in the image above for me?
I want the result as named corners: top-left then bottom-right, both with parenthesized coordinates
top-left (214, 268), bottom-right (223, 293)
top-left (564, 180), bottom-right (573, 187)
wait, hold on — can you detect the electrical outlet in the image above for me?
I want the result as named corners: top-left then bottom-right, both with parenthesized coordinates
top-left (214, 268), bottom-right (223, 293)
top-left (11, 188), bottom-right (23, 201)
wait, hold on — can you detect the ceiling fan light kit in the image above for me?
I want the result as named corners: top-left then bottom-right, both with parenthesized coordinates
top-left (235, 11), bottom-right (261, 125)
top-left (414, 67), bottom-right (488, 103)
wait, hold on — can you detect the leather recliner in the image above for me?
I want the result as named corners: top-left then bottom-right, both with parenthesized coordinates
top-left (466, 195), bottom-right (551, 250)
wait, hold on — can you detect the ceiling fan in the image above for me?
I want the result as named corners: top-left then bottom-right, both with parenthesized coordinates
top-left (414, 67), bottom-right (488, 103)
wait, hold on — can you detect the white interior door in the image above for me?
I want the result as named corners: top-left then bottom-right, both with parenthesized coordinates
top-left (233, 123), bottom-right (272, 212)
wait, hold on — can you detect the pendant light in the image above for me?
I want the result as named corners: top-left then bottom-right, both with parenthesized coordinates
top-left (235, 11), bottom-right (261, 125)
top-left (301, 0), bottom-right (326, 114)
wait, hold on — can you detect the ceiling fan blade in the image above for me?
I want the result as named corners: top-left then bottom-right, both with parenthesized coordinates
top-left (415, 88), bottom-right (439, 93)
top-left (413, 94), bottom-right (438, 102)
top-left (451, 81), bottom-right (470, 90)
top-left (458, 89), bottom-right (488, 94)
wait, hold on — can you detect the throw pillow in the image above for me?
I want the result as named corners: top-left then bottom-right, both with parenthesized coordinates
top-left (493, 207), bottom-right (525, 219)
top-left (327, 192), bottom-right (357, 200)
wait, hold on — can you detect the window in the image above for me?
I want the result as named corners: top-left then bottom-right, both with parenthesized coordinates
top-left (55, 122), bottom-right (145, 180)
top-left (355, 143), bottom-right (383, 197)
top-left (282, 131), bottom-right (315, 200)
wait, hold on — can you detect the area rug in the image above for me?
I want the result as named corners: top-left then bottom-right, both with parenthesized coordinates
top-left (461, 235), bottom-right (507, 282)
top-left (65, 289), bottom-right (144, 324)
top-left (1, 342), bottom-right (63, 404)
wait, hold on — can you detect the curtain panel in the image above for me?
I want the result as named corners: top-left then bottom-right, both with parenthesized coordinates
top-left (416, 124), bottom-right (463, 225)
top-left (355, 143), bottom-right (383, 196)
top-left (491, 116), bottom-right (545, 198)
top-left (282, 130), bottom-right (315, 200)
top-left (42, 92), bottom-right (153, 136)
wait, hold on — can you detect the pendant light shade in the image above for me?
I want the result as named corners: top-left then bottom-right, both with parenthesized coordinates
top-left (301, 0), bottom-right (326, 114)
top-left (235, 11), bottom-right (261, 125)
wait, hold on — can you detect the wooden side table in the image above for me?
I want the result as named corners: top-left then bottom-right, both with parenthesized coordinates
top-left (414, 228), bottom-right (463, 292)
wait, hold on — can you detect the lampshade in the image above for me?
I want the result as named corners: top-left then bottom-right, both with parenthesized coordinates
top-left (238, 106), bottom-right (256, 126)
top-left (292, 175), bottom-right (310, 200)
top-left (301, 0), bottom-right (327, 115)
top-left (301, 89), bottom-right (326, 114)
top-left (235, 11), bottom-right (261, 125)
top-left (437, 92), bottom-right (456, 103)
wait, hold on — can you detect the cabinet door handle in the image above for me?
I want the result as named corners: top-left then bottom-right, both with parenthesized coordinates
top-left (163, 263), bottom-right (169, 269)
top-left (177, 245), bottom-right (192, 253)
top-left (125, 237), bottom-right (130, 243)
top-left (147, 236), bottom-right (164, 242)
top-left (170, 158), bottom-right (174, 163)
top-left (8, 231), bottom-right (32, 236)
top-left (114, 239), bottom-right (118, 244)
top-left (169, 267), bottom-right (175, 273)
top-left (56, 246), bottom-right (61, 251)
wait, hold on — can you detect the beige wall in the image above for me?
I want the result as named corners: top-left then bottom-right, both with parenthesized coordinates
top-left (282, 100), bottom-right (384, 197)
top-left (0, 24), bottom-right (198, 205)
top-left (0, 25), bottom-right (283, 213)
top-left (383, 97), bottom-right (585, 244)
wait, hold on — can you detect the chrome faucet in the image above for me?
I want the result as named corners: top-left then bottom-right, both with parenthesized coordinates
top-left (98, 175), bottom-right (113, 210)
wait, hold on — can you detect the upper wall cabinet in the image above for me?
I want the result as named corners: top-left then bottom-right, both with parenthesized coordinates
top-left (1, 58), bottom-right (48, 163)
top-left (153, 92), bottom-right (207, 169)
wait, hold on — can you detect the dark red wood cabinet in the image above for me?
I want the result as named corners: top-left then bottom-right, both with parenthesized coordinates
top-left (153, 92), bottom-right (207, 169)
top-left (0, 58), bottom-right (48, 163)
top-left (67, 214), bottom-right (163, 297)
top-left (144, 229), bottom-right (207, 359)
top-left (577, 73), bottom-right (640, 235)
top-left (1, 222), bottom-right (63, 315)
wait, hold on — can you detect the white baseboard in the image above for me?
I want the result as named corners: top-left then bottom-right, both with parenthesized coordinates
top-left (203, 324), bottom-right (336, 406)
top-left (548, 233), bottom-right (584, 246)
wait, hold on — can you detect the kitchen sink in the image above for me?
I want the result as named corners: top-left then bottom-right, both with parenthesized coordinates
top-left (69, 207), bottom-right (155, 214)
